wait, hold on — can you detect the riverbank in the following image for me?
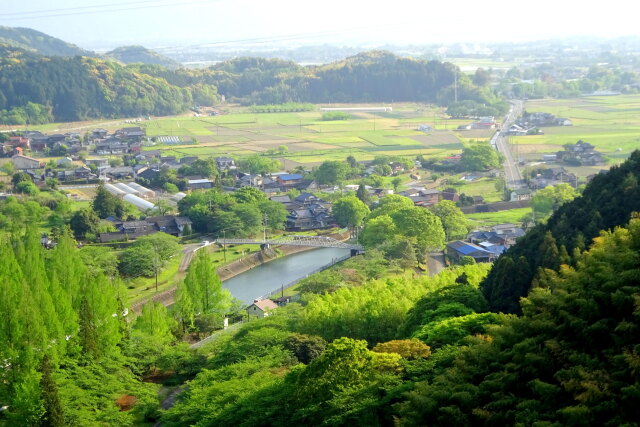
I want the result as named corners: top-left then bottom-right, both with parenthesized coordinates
top-left (132, 230), bottom-right (352, 312)
top-left (217, 230), bottom-right (351, 281)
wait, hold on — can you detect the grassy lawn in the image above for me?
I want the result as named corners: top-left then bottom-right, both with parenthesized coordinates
top-left (466, 207), bottom-right (531, 227)
top-left (125, 242), bottom-right (269, 306)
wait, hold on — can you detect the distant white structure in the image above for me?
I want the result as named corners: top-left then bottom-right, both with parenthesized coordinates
top-left (114, 182), bottom-right (140, 196)
top-left (319, 107), bottom-right (392, 112)
top-left (126, 182), bottom-right (155, 198)
top-left (123, 194), bottom-right (155, 211)
top-left (104, 183), bottom-right (127, 198)
top-left (171, 192), bottom-right (187, 202)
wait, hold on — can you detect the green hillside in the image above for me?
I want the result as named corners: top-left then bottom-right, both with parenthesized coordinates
top-left (106, 45), bottom-right (179, 68)
top-left (0, 26), bottom-right (92, 57)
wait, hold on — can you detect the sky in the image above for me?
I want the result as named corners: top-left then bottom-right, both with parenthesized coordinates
top-left (0, 0), bottom-right (638, 51)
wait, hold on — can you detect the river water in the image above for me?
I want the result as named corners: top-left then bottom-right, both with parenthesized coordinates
top-left (223, 247), bottom-right (351, 304)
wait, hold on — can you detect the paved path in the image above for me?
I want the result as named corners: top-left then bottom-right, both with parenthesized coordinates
top-left (427, 252), bottom-right (446, 276)
top-left (494, 100), bottom-right (525, 189)
top-left (130, 242), bottom-right (208, 314)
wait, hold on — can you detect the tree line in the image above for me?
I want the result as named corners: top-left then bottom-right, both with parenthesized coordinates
top-left (0, 47), bottom-right (218, 123)
top-left (0, 46), bottom-right (503, 124)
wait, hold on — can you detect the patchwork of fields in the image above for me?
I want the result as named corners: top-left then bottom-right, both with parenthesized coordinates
top-left (139, 105), bottom-right (484, 166)
top-left (511, 95), bottom-right (640, 166)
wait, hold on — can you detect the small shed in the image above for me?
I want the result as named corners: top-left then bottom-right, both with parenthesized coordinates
top-left (246, 299), bottom-right (279, 318)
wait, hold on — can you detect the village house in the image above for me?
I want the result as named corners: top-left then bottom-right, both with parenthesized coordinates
top-left (238, 173), bottom-right (263, 188)
top-left (99, 215), bottom-right (192, 243)
top-left (28, 134), bottom-right (51, 151)
top-left (398, 188), bottom-right (440, 206)
top-left (187, 179), bottom-right (214, 190)
top-left (115, 127), bottom-right (146, 142)
top-left (529, 167), bottom-right (578, 189)
top-left (5, 136), bottom-right (30, 150)
top-left (491, 223), bottom-right (526, 246)
top-left (446, 240), bottom-right (496, 263)
top-left (102, 166), bottom-right (135, 180)
top-left (510, 188), bottom-right (532, 201)
top-left (275, 173), bottom-right (304, 187)
top-left (92, 128), bottom-right (108, 140)
top-left (556, 140), bottom-right (604, 166)
top-left (284, 193), bottom-right (334, 231)
top-left (85, 158), bottom-right (110, 168)
top-left (441, 188), bottom-right (460, 203)
top-left (12, 154), bottom-right (43, 170)
top-left (215, 157), bottom-right (236, 170)
top-left (246, 299), bottom-right (279, 318)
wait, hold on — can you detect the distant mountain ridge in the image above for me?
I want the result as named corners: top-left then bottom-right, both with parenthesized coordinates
top-left (0, 26), bottom-right (92, 57)
top-left (106, 45), bottom-right (180, 68)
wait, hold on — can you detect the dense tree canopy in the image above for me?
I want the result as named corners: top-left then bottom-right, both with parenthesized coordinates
top-left (482, 150), bottom-right (640, 314)
top-left (461, 141), bottom-right (502, 171)
top-left (429, 200), bottom-right (469, 241)
top-left (332, 196), bottom-right (370, 229)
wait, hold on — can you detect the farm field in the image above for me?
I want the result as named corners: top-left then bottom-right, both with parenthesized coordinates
top-left (511, 95), bottom-right (640, 166)
top-left (466, 207), bottom-right (531, 227)
top-left (138, 104), bottom-right (472, 166)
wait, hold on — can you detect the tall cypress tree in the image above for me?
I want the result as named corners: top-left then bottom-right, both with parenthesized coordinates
top-left (78, 296), bottom-right (99, 359)
top-left (40, 355), bottom-right (64, 427)
top-left (538, 231), bottom-right (560, 271)
top-left (179, 250), bottom-right (231, 323)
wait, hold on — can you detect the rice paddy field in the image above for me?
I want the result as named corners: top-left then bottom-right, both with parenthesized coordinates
top-left (138, 104), bottom-right (483, 166)
top-left (510, 95), bottom-right (640, 167)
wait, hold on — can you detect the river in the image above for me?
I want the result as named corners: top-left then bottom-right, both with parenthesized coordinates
top-left (223, 247), bottom-right (351, 304)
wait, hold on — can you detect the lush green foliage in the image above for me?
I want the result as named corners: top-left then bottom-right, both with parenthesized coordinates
top-left (531, 182), bottom-right (578, 216)
top-left (332, 195), bottom-right (370, 228)
top-left (177, 188), bottom-right (285, 235)
top-left (460, 141), bottom-right (502, 171)
top-left (321, 111), bottom-right (350, 121)
top-left (296, 264), bottom-right (491, 344)
top-left (176, 249), bottom-right (232, 328)
top-left (482, 150), bottom-right (640, 313)
top-left (0, 50), bottom-right (215, 122)
top-left (106, 45), bottom-right (179, 68)
top-left (315, 160), bottom-right (351, 186)
top-left (428, 200), bottom-right (469, 241)
top-left (118, 233), bottom-right (180, 277)
top-left (92, 183), bottom-right (125, 219)
top-left (0, 231), bottom-right (159, 425)
top-left (397, 218), bottom-right (640, 425)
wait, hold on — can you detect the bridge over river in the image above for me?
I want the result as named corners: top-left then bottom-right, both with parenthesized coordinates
top-left (216, 235), bottom-right (364, 252)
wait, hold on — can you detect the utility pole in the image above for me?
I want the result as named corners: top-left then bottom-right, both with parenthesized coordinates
top-left (262, 214), bottom-right (268, 243)
top-left (152, 243), bottom-right (159, 292)
top-left (454, 72), bottom-right (458, 103)
top-left (222, 229), bottom-right (227, 263)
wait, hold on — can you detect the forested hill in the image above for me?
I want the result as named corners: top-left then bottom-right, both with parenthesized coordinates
top-left (0, 26), bottom-right (92, 57)
top-left (482, 150), bottom-right (640, 313)
top-left (0, 50), bottom-right (219, 123)
top-left (0, 40), bottom-right (502, 124)
top-left (146, 50), bottom-right (505, 108)
top-left (105, 45), bottom-right (180, 68)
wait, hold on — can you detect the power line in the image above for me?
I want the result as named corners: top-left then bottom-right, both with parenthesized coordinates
top-left (0, 0), bottom-right (166, 17)
top-left (97, 24), bottom-right (405, 58)
top-left (0, 0), bottom-right (222, 20)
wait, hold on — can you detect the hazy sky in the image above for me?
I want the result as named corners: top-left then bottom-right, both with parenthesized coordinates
top-left (0, 0), bottom-right (637, 50)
